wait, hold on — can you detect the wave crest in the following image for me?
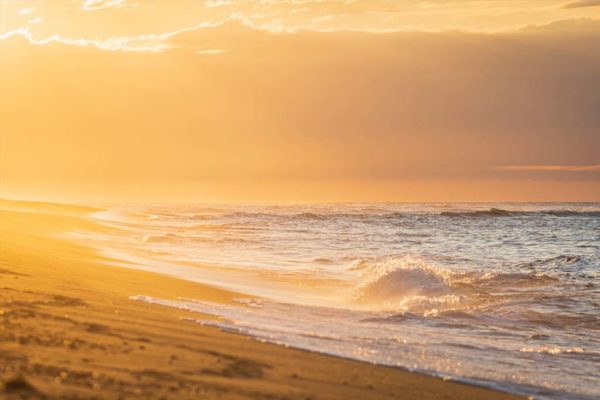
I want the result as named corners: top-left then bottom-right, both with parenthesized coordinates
top-left (348, 255), bottom-right (560, 313)
top-left (519, 255), bottom-right (582, 270)
top-left (349, 256), bottom-right (465, 312)
top-left (440, 208), bottom-right (600, 218)
top-left (441, 208), bottom-right (512, 217)
top-left (144, 233), bottom-right (181, 243)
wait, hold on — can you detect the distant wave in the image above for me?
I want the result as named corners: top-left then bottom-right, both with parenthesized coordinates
top-left (519, 255), bottom-right (582, 270)
top-left (542, 210), bottom-right (600, 217)
top-left (313, 257), bottom-right (336, 264)
top-left (294, 212), bottom-right (329, 220)
top-left (440, 208), bottom-right (600, 218)
top-left (144, 233), bottom-right (181, 243)
top-left (145, 233), bottom-right (251, 245)
top-left (190, 214), bottom-right (217, 221)
top-left (187, 208), bottom-right (599, 221)
top-left (440, 208), bottom-right (512, 217)
top-left (133, 206), bottom-right (600, 225)
top-left (191, 223), bottom-right (256, 231)
top-left (470, 271), bottom-right (559, 288)
top-left (215, 211), bottom-right (405, 221)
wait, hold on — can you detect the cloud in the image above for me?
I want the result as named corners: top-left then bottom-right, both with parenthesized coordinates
top-left (17, 7), bottom-right (35, 16)
top-left (81, 0), bottom-right (127, 11)
top-left (2, 5), bottom-right (599, 201)
top-left (3, 8), bottom-right (600, 57)
top-left (0, 15), bottom-right (259, 53)
top-left (521, 17), bottom-right (600, 34)
top-left (496, 165), bottom-right (600, 172)
top-left (0, 16), bottom-right (249, 53)
top-left (195, 49), bottom-right (227, 55)
top-left (562, 0), bottom-right (600, 9)
top-left (3, 18), bottom-right (599, 183)
top-left (204, 0), bottom-right (240, 7)
top-left (0, 28), bottom-right (173, 52)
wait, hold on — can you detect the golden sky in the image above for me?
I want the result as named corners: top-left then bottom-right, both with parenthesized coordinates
top-left (1, 0), bottom-right (599, 202)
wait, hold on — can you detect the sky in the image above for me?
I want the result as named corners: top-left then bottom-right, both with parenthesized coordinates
top-left (1, 0), bottom-right (599, 203)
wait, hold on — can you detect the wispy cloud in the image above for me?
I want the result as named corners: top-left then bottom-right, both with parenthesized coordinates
top-left (0, 15), bottom-right (259, 53)
top-left (204, 0), bottom-right (240, 8)
top-left (2, 11), bottom-right (600, 55)
top-left (81, 0), bottom-right (127, 11)
top-left (17, 7), bottom-right (35, 16)
top-left (562, 0), bottom-right (600, 9)
top-left (0, 28), bottom-right (172, 52)
top-left (496, 165), bottom-right (600, 172)
top-left (195, 49), bottom-right (227, 55)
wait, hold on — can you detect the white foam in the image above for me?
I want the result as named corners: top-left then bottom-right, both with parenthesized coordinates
top-left (130, 294), bottom-right (594, 400)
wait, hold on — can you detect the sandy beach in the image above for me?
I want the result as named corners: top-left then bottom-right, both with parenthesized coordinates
top-left (0, 199), bottom-right (522, 400)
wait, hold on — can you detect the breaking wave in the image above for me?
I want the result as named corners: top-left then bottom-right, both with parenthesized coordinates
top-left (348, 256), bottom-right (561, 313)
top-left (351, 256), bottom-right (453, 302)
top-left (349, 256), bottom-right (464, 313)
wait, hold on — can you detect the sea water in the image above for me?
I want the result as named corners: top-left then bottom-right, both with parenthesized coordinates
top-left (79, 203), bottom-right (599, 399)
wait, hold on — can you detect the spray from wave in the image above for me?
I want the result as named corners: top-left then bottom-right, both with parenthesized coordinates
top-left (349, 256), bottom-right (458, 311)
top-left (347, 255), bottom-right (563, 314)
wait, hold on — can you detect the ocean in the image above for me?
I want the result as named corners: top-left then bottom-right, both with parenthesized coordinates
top-left (75, 203), bottom-right (599, 399)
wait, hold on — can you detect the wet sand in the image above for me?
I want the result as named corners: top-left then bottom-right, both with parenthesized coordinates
top-left (0, 199), bottom-right (522, 400)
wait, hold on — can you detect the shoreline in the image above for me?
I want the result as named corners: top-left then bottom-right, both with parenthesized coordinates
top-left (0, 199), bottom-right (523, 399)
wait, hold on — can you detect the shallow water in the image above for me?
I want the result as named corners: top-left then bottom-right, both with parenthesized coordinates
top-left (80, 203), bottom-right (600, 399)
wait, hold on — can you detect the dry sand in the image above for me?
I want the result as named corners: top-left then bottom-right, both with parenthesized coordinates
top-left (0, 199), bottom-right (522, 400)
